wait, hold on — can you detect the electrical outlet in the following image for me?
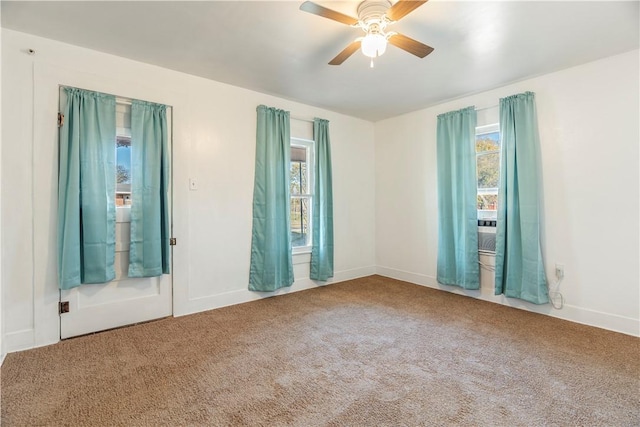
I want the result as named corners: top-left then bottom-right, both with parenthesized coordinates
top-left (555, 263), bottom-right (564, 280)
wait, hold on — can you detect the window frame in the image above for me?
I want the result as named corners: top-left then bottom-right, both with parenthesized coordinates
top-left (290, 137), bottom-right (315, 254)
top-left (475, 123), bottom-right (500, 222)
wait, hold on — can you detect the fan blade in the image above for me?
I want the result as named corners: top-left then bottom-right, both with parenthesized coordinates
top-left (300, 1), bottom-right (359, 26)
top-left (329, 41), bottom-right (362, 65)
top-left (388, 33), bottom-right (434, 58)
top-left (386, 0), bottom-right (428, 22)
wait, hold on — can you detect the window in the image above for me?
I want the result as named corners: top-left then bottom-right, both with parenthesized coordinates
top-left (115, 102), bottom-right (132, 207)
top-left (116, 136), bottom-right (132, 206)
top-left (290, 138), bottom-right (314, 251)
top-left (476, 124), bottom-right (500, 221)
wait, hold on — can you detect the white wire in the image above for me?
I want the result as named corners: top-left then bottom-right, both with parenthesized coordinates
top-left (478, 260), bottom-right (495, 272)
top-left (548, 278), bottom-right (564, 310)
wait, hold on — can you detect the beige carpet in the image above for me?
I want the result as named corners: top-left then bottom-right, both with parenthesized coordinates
top-left (1, 276), bottom-right (639, 426)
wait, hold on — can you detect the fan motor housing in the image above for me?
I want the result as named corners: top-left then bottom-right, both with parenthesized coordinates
top-left (357, 0), bottom-right (392, 23)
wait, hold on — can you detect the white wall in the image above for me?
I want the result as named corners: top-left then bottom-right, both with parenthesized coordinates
top-left (0, 6), bottom-right (4, 364)
top-left (375, 50), bottom-right (640, 336)
top-left (1, 29), bottom-right (376, 353)
top-left (2, 29), bottom-right (637, 356)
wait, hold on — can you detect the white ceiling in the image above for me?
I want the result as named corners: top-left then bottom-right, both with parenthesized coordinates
top-left (2, 1), bottom-right (638, 121)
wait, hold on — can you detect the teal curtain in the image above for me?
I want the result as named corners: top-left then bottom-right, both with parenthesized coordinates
top-left (128, 100), bottom-right (171, 277)
top-left (310, 118), bottom-right (334, 281)
top-left (58, 88), bottom-right (116, 289)
top-left (495, 92), bottom-right (549, 304)
top-left (436, 106), bottom-right (480, 289)
top-left (249, 105), bottom-right (294, 291)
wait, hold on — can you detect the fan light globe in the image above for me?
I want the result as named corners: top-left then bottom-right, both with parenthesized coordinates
top-left (361, 33), bottom-right (387, 58)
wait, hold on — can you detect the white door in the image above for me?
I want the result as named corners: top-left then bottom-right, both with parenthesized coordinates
top-left (59, 90), bottom-right (173, 339)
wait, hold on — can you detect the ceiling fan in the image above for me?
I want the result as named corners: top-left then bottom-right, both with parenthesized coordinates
top-left (300, 0), bottom-right (433, 67)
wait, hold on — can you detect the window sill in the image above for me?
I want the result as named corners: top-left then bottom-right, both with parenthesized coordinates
top-left (479, 250), bottom-right (496, 256)
top-left (292, 249), bottom-right (311, 265)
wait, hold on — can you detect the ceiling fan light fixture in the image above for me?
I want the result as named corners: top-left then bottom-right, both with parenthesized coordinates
top-left (300, 0), bottom-right (433, 66)
top-left (361, 33), bottom-right (387, 58)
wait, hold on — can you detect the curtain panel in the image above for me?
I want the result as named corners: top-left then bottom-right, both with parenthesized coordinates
top-left (495, 92), bottom-right (549, 304)
top-left (128, 100), bottom-right (171, 277)
top-left (249, 105), bottom-right (294, 291)
top-left (310, 118), bottom-right (334, 281)
top-left (58, 87), bottom-right (117, 289)
top-left (436, 106), bottom-right (480, 289)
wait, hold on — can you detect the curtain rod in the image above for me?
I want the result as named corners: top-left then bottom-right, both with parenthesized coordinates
top-left (475, 104), bottom-right (498, 112)
top-left (291, 115), bottom-right (315, 124)
top-left (58, 84), bottom-right (173, 109)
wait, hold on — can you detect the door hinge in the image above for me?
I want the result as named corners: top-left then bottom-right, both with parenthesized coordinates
top-left (169, 237), bottom-right (177, 246)
top-left (59, 301), bottom-right (70, 314)
top-left (57, 112), bottom-right (65, 128)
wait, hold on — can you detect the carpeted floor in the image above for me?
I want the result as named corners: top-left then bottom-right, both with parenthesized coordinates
top-left (1, 276), bottom-right (639, 426)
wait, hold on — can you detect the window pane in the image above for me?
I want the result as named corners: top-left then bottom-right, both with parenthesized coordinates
top-left (476, 128), bottom-right (500, 221)
top-left (477, 152), bottom-right (500, 188)
top-left (476, 132), bottom-right (500, 152)
top-left (291, 197), bottom-right (310, 247)
top-left (116, 136), bottom-right (132, 206)
top-left (290, 161), bottom-right (308, 195)
top-left (290, 146), bottom-right (308, 195)
top-left (477, 194), bottom-right (498, 211)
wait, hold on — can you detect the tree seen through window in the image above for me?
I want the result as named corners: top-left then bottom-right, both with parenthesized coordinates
top-left (476, 129), bottom-right (500, 217)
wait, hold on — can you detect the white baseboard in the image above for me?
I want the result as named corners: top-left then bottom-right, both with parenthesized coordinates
top-left (375, 266), bottom-right (640, 337)
top-left (175, 265), bottom-right (377, 318)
